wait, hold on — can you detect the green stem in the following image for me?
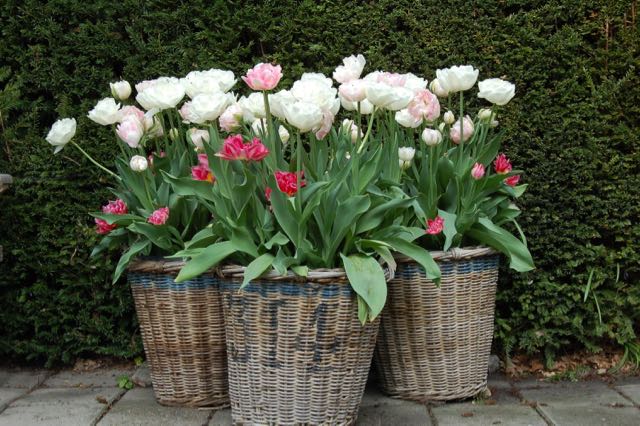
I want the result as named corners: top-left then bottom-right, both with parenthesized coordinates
top-left (458, 91), bottom-right (464, 166)
top-left (71, 142), bottom-right (120, 180)
top-left (142, 175), bottom-right (154, 209)
top-left (357, 107), bottom-right (378, 154)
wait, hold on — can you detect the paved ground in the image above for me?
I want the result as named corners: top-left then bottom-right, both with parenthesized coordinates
top-left (0, 366), bottom-right (638, 425)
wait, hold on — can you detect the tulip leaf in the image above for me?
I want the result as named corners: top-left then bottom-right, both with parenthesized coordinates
top-left (264, 232), bottom-right (290, 250)
top-left (467, 217), bottom-right (534, 272)
top-left (437, 209), bottom-right (458, 252)
top-left (91, 213), bottom-right (144, 225)
top-left (340, 254), bottom-right (387, 321)
top-left (112, 239), bottom-right (151, 284)
top-left (385, 237), bottom-right (441, 284)
top-left (356, 198), bottom-right (413, 234)
top-left (241, 253), bottom-right (275, 288)
top-left (175, 241), bottom-right (236, 282)
top-left (160, 171), bottom-right (216, 202)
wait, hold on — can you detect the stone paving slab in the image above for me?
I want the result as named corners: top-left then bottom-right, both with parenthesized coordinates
top-left (519, 381), bottom-right (640, 426)
top-left (0, 369), bottom-right (49, 389)
top-left (357, 386), bottom-right (431, 425)
top-left (615, 383), bottom-right (640, 406)
top-left (44, 368), bottom-right (135, 389)
top-left (0, 389), bottom-right (25, 413)
top-left (98, 387), bottom-right (211, 426)
top-left (0, 387), bottom-right (122, 426)
top-left (209, 408), bottom-right (232, 426)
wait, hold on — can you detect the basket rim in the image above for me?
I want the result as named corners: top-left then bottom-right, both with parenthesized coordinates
top-left (128, 258), bottom-right (393, 283)
top-left (394, 245), bottom-right (498, 263)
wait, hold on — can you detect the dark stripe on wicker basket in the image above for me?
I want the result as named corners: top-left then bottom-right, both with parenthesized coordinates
top-left (128, 260), bottom-right (229, 408)
top-left (374, 246), bottom-right (499, 402)
top-left (217, 268), bottom-right (386, 425)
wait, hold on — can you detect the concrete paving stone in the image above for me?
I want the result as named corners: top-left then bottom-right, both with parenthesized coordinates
top-left (98, 387), bottom-right (210, 426)
top-left (614, 384), bottom-right (640, 406)
top-left (0, 387), bottom-right (122, 426)
top-left (432, 387), bottom-right (546, 426)
top-left (44, 367), bottom-right (135, 389)
top-left (519, 381), bottom-right (640, 426)
top-left (209, 408), bottom-right (232, 425)
top-left (0, 369), bottom-right (49, 389)
top-left (0, 389), bottom-right (26, 412)
top-left (356, 401), bottom-right (430, 426)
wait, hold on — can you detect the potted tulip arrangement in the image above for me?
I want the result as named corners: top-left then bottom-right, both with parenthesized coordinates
top-left (164, 61), bottom-right (438, 425)
top-left (355, 64), bottom-right (535, 401)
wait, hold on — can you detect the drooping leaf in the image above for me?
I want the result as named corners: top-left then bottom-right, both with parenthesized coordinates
top-left (385, 237), bottom-right (441, 283)
top-left (175, 241), bottom-right (236, 282)
top-left (467, 217), bottom-right (534, 272)
top-left (340, 254), bottom-right (387, 321)
top-left (113, 240), bottom-right (151, 284)
top-left (241, 253), bottom-right (275, 288)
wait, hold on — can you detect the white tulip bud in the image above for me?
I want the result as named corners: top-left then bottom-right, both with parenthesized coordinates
top-left (399, 159), bottom-right (411, 170)
top-left (421, 128), bottom-right (443, 146)
top-left (278, 125), bottom-right (290, 144)
top-left (398, 147), bottom-right (416, 162)
top-left (490, 119), bottom-right (499, 128)
top-left (438, 122), bottom-right (446, 133)
top-left (443, 111), bottom-right (455, 125)
top-left (168, 128), bottom-right (180, 141)
top-left (478, 108), bottom-right (493, 120)
top-left (129, 155), bottom-right (148, 172)
top-left (429, 78), bottom-right (449, 98)
top-left (110, 80), bottom-right (132, 101)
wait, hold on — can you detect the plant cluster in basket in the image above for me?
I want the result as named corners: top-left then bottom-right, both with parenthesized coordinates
top-left (46, 54), bottom-right (534, 418)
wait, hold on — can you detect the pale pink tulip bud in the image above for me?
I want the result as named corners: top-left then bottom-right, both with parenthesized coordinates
top-left (339, 80), bottom-right (367, 102)
top-left (421, 128), bottom-right (442, 146)
top-left (471, 162), bottom-right (485, 180)
top-left (443, 111), bottom-right (455, 125)
top-left (242, 63), bottom-right (283, 91)
top-left (219, 104), bottom-right (243, 132)
top-left (429, 78), bottom-right (449, 98)
top-left (450, 115), bottom-right (474, 144)
top-left (116, 117), bottom-right (144, 148)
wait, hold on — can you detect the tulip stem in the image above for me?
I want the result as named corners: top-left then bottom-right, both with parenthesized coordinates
top-left (357, 107), bottom-right (378, 154)
top-left (458, 91), bottom-right (464, 166)
top-left (71, 142), bottom-right (121, 180)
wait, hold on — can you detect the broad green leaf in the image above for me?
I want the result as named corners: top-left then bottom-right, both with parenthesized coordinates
top-left (127, 222), bottom-right (173, 250)
top-left (175, 241), bottom-right (236, 282)
top-left (230, 226), bottom-right (259, 257)
top-left (357, 295), bottom-right (368, 325)
top-left (113, 240), bottom-right (151, 284)
top-left (356, 198), bottom-right (413, 234)
top-left (90, 213), bottom-right (144, 225)
top-left (327, 195), bottom-right (371, 258)
top-left (467, 217), bottom-right (534, 272)
top-left (185, 227), bottom-right (217, 249)
top-left (161, 171), bottom-right (216, 202)
top-left (438, 209), bottom-right (458, 252)
top-left (268, 177), bottom-right (300, 245)
top-left (340, 254), bottom-right (387, 321)
top-left (385, 237), bottom-right (441, 283)
top-left (264, 232), bottom-right (290, 250)
top-left (291, 265), bottom-right (308, 277)
top-left (241, 253), bottom-right (275, 288)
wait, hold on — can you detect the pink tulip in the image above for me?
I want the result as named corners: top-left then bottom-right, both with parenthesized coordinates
top-left (494, 153), bottom-right (513, 174)
top-left (102, 199), bottom-right (128, 215)
top-left (191, 154), bottom-right (215, 183)
top-left (471, 163), bottom-right (485, 180)
top-left (118, 105), bottom-right (145, 123)
top-left (216, 134), bottom-right (269, 161)
top-left (314, 110), bottom-right (334, 140)
top-left (426, 216), bottom-right (445, 235)
top-left (242, 63), bottom-right (283, 91)
top-left (95, 218), bottom-right (116, 234)
top-left (219, 104), bottom-right (242, 132)
top-left (147, 207), bottom-right (169, 225)
top-left (449, 115), bottom-right (474, 144)
top-left (338, 80), bottom-right (367, 102)
top-left (408, 89), bottom-right (440, 122)
top-left (116, 116), bottom-right (144, 148)
top-left (505, 175), bottom-right (520, 186)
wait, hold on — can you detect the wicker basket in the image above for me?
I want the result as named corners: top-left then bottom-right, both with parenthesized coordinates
top-left (217, 265), bottom-right (382, 425)
top-left (374, 247), bottom-right (499, 402)
top-left (128, 259), bottom-right (229, 408)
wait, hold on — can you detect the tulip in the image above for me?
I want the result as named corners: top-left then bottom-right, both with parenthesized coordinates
top-left (398, 147), bottom-right (416, 162)
top-left (494, 153), bottom-right (512, 174)
top-left (443, 111), bottom-right (455, 125)
top-left (188, 128), bottom-right (210, 150)
top-left (116, 116), bottom-right (145, 148)
top-left (339, 80), bottom-right (367, 102)
top-left (478, 78), bottom-right (515, 106)
top-left (438, 122), bottom-right (446, 133)
top-left (46, 118), bottom-right (76, 153)
top-left (129, 155), bottom-right (148, 172)
top-left (408, 89), bottom-right (440, 122)
top-left (95, 219), bottom-right (116, 235)
top-left (88, 98), bottom-right (121, 125)
top-left (478, 108), bottom-right (493, 120)
top-left (505, 175), bottom-right (520, 186)
top-left (426, 216), bottom-right (445, 235)
top-left (429, 78), bottom-right (449, 97)
top-left (377, 72), bottom-right (407, 87)
top-left (491, 119), bottom-right (499, 128)
top-left (216, 134), bottom-right (269, 161)
top-left (181, 69), bottom-right (236, 98)
top-left (450, 115), bottom-right (474, 144)
top-left (278, 126), bottom-right (290, 144)
top-left (283, 101), bottom-right (324, 133)
top-left (191, 154), bottom-right (214, 183)
top-left (421, 128), bottom-right (442, 146)
top-left (435, 65), bottom-right (479, 93)
top-left (395, 109), bottom-right (422, 128)
top-left (340, 97), bottom-right (374, 114)
top-left (102, 199), bottom-right (128, 215)
top-left (333, 54), bottom-right (366, 83)
top-left (366, 82), bottom-right (413, 110)
top-left (251, 118), bottom-right (268, 137)
top-left (147, 207), bottom-right (170, 225)
top-left (275, 171), bottom-right (306, 197)
top-left (342, 119), bottom-right (362, 143)
top-left (291, 77), bottom-right (339, 115)
top-left (403, 73), bottom-right (428, 93)
top-left (185, 92), bottom-right (233, 124)
top-left (219, 103), bottom-right (243, 132)
top-left (136, 77), bottom-right (185, 110)
top-left (238, 92), bottom-right (267, 122)
top-left (471, 163), bottom-right (485, 180)
top-left (269, 90), bottom-right (296, 120)
top-left (118, 105), bottom-right (145, 123)
top-left (110, 80), bottom-right (131, 101)
top-left (242, 63), bottom-right (282, 91)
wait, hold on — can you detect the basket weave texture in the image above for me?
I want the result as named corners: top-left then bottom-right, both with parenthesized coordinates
top-left (374, 247), bottom-right (499, 402)
top-left (218, 269), bottom-right (380, 426)
top-left (128, 259), bottom-right (229, 408)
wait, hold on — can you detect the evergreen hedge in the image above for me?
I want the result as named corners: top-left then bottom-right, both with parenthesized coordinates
top-left (0, 0), bottom-right (638, 365)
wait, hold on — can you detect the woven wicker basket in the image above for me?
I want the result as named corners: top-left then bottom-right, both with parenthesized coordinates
top-left (128, 259), bottom-right (229, 408)
top-left (216, 266), bottom-right (381, 425)
top-left (374, 247), bottom-right (499, 402)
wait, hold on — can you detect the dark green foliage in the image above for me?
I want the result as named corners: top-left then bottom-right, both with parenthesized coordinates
top-left (0, 0), bottom-right (638, 365)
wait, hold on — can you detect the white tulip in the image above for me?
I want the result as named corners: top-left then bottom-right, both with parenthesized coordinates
top-left (188, 128), bottom-right (210, 149)
top-left (46, 118), bottom-right (76, 153)
top-left (438, 122), bottom-right (446, 132)
top-left (366, 82), bottom-right (413, 110)
top-left (291, 78), bottom-right (339, 114)
top-left (491, 119), bottom-right (499, 128)
top-left (429, 78), bottom-right (449, 97)
top-left (399, 159), bottom-right (412, 170)
top-left (301, 72), bottom-right (334, 88)
top-left (88, 98), bottom-right (121, 125)
top-left (398, 147), bottom-right (416, 162)
top-left (269, 90), bottom-right (296, 120)
top-left (478, 108), bottom-right (493, 120)
top-left (333, 54), bottom-right (366, 83)
top-left (187, 92), bottom-right (233, 124)
top-left (110, 80), bottom-right (132, 101)
top-left (421, 128), bottom-right (443, 146)
top-left (278, 125), bottom-right (290, 144)
top-left (341, 119), bottom-right (362, 143)
top-left (339, 80), bottom-right (367, 102)
top-left (181, 69), bottom-right (236, 98)
top-left (403, 73), bottom-right (428, 93)
top-left (283, 101), bottom-right (323, 133)
top-left (143, 109), bottom-right (163, 137)
top-left (129, 155), bottom-right (148, 172)
top-left (168, 128), bottom-right (180, 141)
top-left (395, 109), bottom-right (422, 128)
top-left (443, 111), bottom-right (455, 125)
top-left (477, 78), bottom-right (515, 105)
top-left (136, 77), bottom-right (185, 110)
top-left (340, 97), bottom-right (374, 114)
top-left (436, 65), bottom-right (479, 93)
top-left (238, 93), bottom-right (266, 122)
top-left (251, 118), bottom-right (269, 136)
